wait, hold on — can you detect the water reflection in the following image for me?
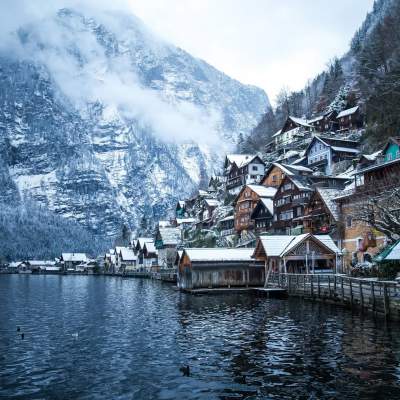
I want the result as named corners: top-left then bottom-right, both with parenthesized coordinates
top-left (0, 275), bottom-right (400, 399)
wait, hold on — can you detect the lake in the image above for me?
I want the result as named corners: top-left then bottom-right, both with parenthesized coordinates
top-left (1, 275), bottom-right (400, 399)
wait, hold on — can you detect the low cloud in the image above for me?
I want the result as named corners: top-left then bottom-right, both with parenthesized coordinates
top-left (0, 0), bottom-right (224, 147)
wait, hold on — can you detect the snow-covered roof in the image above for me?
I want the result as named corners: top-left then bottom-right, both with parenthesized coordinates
top-left (137, 238), bottom-right (153, 250)
top-left (361, 150), bottom-right (382, 161)
top-left (220, 215), bottom-right (234, 222)
top-left (159, 220), bottom-right (172, 228)
top-left (144, 242), bottom-right (157, 254)
top-left (157, 227), bottom-right (181, 246)
top-left (259, 198), bottom-right (274, 215)
top-left (272, 129), bottom-right (282, 138)
top-left (337, 106), bottom-right (359, 119)
top-left (176, 218), bottom-right (197, 225)
top-left (247, 184), bottom-right (277, 198)
top-left (290, 176), bottom-right (313, 191)
top-left (331, 146), bottom-right (359, 154)
top-left (226, 154), bottom-right (260, 168)
top-left (256, 234), bottom-right (340, 258)
top-left (289, 116), bottom-right (313, 128)
top-left (205, 199), bottom-right (220, 208)
top-left (178, 201), bottom-right (185, 208)
top-left (386, 241), bottom-right (400, 260)
top-left (62, 253), bottom-right (88, 262)
top-left (28, 260), bottom-right (56, 266)
top-left (316, 188), bottom-right (342, 221)
top-left (184, 248), bottom-right (255, 263)
top-left (119, 247), bottom-right (136, 261)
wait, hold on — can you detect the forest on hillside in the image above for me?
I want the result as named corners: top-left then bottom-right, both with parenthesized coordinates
top-left (241, 0), bottom-right (400, 153)
top-left (0, 202), bottom-right (110, 262)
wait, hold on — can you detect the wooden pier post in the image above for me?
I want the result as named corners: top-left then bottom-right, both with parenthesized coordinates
top-left (341, 277), bottom-right (345, 303)
top-left (311, 275), bottom-right (314, 297)
top-left (359, 280), bottom-right (364, 311)
top-left (383, 283), bottom-right (390, 318)
top-left (349, 279), bottom-right (354, 308)
top-left (328, 276), bottom-right (331, 297)
top-left (371, 282), bottom-right (376, 312)
top-left (317, 275), bottom-right (321, 298)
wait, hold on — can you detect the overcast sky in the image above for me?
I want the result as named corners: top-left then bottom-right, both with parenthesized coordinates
top-left (129, 0), bottom-right (375, 103)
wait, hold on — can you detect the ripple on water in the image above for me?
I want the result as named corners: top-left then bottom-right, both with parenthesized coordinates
top-left (1, 276), bottom-right (400, 399)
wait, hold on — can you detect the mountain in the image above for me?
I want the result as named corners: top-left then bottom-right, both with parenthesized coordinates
top-left (0, 7), bottom-right (269, 240)
top-left (243, 0), bottom-right (399, 152)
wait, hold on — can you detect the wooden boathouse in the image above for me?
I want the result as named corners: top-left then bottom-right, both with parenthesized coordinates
top-left (178, 248), bottom-right (264, 290)
top-left (252, 234), bottom-right (341, 283)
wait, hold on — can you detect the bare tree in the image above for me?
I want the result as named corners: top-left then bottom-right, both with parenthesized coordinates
top-left (352, 188), bottom-right (400, 242)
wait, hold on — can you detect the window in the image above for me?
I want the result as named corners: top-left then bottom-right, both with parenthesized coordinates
top-left (252, 166), bottom-right (258, 171)
top-left (346, 216), bottom-right (353, 228)
top-left (272, 175), bottom-right (277, 182)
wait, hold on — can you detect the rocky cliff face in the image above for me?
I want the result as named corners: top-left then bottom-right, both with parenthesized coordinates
top-left (0, 7), bottom-right (269, 237)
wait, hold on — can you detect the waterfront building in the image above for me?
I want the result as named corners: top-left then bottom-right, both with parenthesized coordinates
top-left (116, 247), bottom-right (137, 273)
top-left (60, 253), bottom-right (88, 273)
top-left (155, 227), bottom-right (181, 270)
top-left (142, 242), bottom-right (158, 272)
top-left (177, 248), bottom-right (264, 290)
top-left (252, 234), bottom-right (341, 276)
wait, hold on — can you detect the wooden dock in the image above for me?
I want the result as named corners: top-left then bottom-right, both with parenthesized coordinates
top-left (268, 273), bottom-right (400, 321)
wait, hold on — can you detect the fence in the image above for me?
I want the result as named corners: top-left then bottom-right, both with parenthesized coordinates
top-left (268, 273), bottom-right (400, 320)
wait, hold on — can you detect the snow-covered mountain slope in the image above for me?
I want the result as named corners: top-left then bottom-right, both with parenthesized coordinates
top-left (0, 7), bottom-right (269, 237)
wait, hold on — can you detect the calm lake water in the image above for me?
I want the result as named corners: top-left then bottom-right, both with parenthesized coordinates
top-left (1, 275), bottom-right (400, 400)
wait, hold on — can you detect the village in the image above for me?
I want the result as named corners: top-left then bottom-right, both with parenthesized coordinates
top-left (2, 106), bottom-right (400, 316)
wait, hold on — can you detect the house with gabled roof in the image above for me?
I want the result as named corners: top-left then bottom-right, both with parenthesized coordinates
top-left (253, 234), bottom-right (341, 276)
top-left (155, 227), bottom-right (181, 269)
top-left (305, 136), bottom-right (360, 175)
top-left (143, 242), bottom-right (158, 272)
top-left (337, 106), bottom-right (363, 132)
top-left (233, 184), bottom-right (277, 234)
top-left (302, 187), bottom-right (343, 240)
top-left (250, 198), bottom-right (274, 234)
top-left (224, 154), bottom-right (266, 193)
top-left (260, 162), bottom-right (313, 188)
top-left (178, 248), bottom-right (264, 290)
top-left (272, 116), bottom-right (314, 149)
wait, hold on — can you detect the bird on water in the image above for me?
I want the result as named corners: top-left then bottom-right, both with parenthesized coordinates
top-left (179, 365), bottom-right (190, 377)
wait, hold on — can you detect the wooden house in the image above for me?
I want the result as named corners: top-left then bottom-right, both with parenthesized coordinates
top-left (353, 137), bottom-right (400, 193)
top-left (272, 175), bottom-right (314, 235)
top-left (155, 227), bottom-right (181, 269)
top-left (302, 188), bottom-right (342, 240)
top-left (178, 248), bottom-right (264, 290)
top-left (272, 116), bottom-right (314, 150)
top-left (134, 237), bottom-right (153, 270)
top-left (224, 154), bottom-right (266, 193)
top-left (335, 138), bottom-right (400, 268)
top-left (234, 184), bottom-right (277, 234)
top-left (116, 247), bottom-right (137, 273)
top-left (337, 106), bottom-right (363, 132)
top-left (250, 198), bottom-right (274, 234)
top-left (104, 249), bottom-right (116, 273)
top-left (197, 198), bottom-right (220, 229)
top-left (143, 242), bottom-right (158, 272)
top-left (60, 253), bottom-right (88, 272)
top-left (218, 215), bottom-right (235, 237)
top-left (305, 136), bottom-right (359, 175)
top-left (253, 234), bottom-right (340, 276)
top-left (308, 110), bottom-right (338, 133)
top-left (260, 162), bottom-right (312, 188)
